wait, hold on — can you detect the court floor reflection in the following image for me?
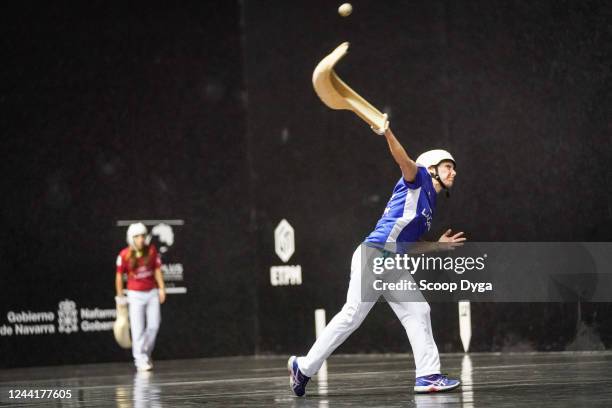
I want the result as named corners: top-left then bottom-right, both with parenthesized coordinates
top-left (1, 351), bottom-right (611, 407)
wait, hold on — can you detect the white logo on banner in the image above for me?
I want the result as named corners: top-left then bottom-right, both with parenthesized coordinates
top-left (0, 302), bottom-right (117, 337)
top-left (270, 265), bottom-right (302, 286)
top-left (274, 219), bottom-right (295, 262)
top-left (57, 299), bottom-right (79, 334)
top-left (271, 219), bottom-right (302, 286)
top-left (152, 223), bottom-right (174, 253)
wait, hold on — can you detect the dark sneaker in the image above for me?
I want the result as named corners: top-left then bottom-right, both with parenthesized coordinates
top-left (287, 356), bottom-right (310, 397)
top-left (414, 374), bottom-right (461, 393)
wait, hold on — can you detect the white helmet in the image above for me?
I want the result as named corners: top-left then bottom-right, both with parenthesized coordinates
top-left (126, 222), bottom-right (148, 247)
top-left (415, 149), bottom-right (456, 169)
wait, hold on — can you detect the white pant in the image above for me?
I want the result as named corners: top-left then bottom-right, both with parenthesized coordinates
top-left (297, 246), bottom-right (441, 378)
top-left (127, 289), bottom-right (161, 368)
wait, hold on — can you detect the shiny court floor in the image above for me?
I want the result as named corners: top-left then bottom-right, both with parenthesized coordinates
top-left (1, 351), bottom-right (611, 407)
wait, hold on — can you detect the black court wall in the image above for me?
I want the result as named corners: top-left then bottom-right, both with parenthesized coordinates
top-left (0, 2), bottom-right (255, 367)
top-left (1, 0), bottom-right (611, 368)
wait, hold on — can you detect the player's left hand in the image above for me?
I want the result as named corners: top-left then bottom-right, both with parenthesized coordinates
top-left (370, 113), bottom-right (389, 135)
top-left (438, 229), bottom-right (467, 244)
top-left (158, 288), bottom-right (166, 304)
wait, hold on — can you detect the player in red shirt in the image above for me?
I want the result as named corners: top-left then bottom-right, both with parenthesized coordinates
top-left (115, 222), bottom-right (166, 371)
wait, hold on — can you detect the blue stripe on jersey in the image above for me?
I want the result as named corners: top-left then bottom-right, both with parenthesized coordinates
top-left (364, 166), bottom-right (436, 251)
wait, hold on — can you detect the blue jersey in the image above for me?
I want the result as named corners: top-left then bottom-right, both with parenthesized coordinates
top-left (364, 166), bottom-right (436, 251)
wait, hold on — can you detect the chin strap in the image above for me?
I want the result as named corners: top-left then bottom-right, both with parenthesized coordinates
top-left (432, 165), bottom-right (450, 198)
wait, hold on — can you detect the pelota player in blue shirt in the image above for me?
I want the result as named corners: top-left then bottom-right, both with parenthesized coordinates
top-left (288, 117), bottom-right (467, 396)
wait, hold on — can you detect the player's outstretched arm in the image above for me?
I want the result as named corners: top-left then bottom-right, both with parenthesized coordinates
top-left (155, 268), bottom-right (166, 304)
top-left (381, 128), bottom-right (418, 182)
top-left (115, 273), bottom-right (124, 296)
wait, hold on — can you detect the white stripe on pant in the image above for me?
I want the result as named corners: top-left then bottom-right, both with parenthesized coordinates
top-left (127, 288), bottom-right (161, 368)
top-left (297, 246), bottom-right (441, 378)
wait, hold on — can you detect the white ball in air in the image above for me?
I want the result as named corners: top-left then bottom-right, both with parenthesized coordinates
top-left (338, 3), bottom-right (353, 17)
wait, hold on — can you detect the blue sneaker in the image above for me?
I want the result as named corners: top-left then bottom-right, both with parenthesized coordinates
top-left (287, 356), bottom-right (310, 397)
top-left (414, 374), bottom-right (461, 393)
